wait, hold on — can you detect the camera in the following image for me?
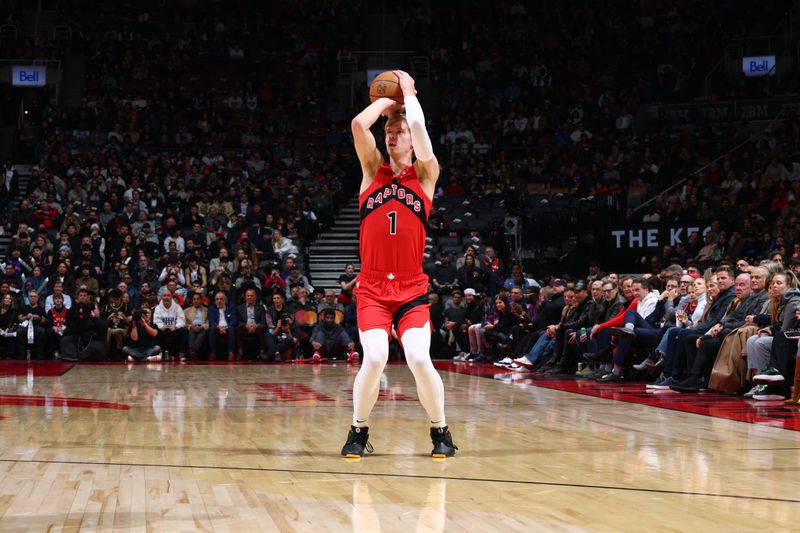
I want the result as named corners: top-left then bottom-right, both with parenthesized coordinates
top-left (132, 308), bottom-right (147, 321)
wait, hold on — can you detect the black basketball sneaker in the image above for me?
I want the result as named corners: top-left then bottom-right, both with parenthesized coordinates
top-left (341, 426), bottom-right (374, 457)
top-left (430, 426), bottom-right (458, 458)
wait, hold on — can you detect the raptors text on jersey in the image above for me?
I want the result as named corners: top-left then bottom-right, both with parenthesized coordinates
top-left (359, 163), bottom-right (432, 274)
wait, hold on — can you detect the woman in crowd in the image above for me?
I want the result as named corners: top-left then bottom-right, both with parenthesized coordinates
top-left (745, 270), bottom-right (800, 399)
top-left (649, 275), bottom-right (715, 389)
top-left (0, 294), bottom-right (19, 358)
top-left (457, 254), bottom-right (486, 295)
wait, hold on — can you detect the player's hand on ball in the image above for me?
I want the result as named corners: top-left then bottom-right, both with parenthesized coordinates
top-left (393, 70), bottom-right (417, 96)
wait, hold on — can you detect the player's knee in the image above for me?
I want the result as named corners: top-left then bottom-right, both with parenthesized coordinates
top-left (362, 348), bottom-right (389, 369)
top-left (405, 349), bottom-right (433, 373)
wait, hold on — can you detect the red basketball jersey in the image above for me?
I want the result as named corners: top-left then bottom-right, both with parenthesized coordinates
top-left (359, 163), bottom-right (432, 274)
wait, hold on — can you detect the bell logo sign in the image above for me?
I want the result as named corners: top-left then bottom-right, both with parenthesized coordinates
top-left (11, 66), bottom-right (47, 87)
top-left (742, 56), bottom-right (776, 77)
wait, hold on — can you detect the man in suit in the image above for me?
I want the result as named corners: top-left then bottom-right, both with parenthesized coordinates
top-left (184, 292), bottom-right (209, 360)
top-left (236, 287), bottom-right (272, 360)
top-left (208, 290), bottom-right (237, 361)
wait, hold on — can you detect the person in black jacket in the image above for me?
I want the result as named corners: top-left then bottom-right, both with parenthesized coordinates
top-left (59, 288), bottom-right (107, 361)
top-left (546, 282), bottom-right (594, 373)
top-left (310, 308), bottom-right (358, 361)
top-left (517, 282), bottom-right (566, 352)
top-left (16, 289), bottom-right (47, 359)
top-left (456, 254), bottom-right (487, 295)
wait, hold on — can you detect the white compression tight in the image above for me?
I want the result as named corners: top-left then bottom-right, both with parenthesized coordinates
top-left (352, 324), bottom-right (446, 428)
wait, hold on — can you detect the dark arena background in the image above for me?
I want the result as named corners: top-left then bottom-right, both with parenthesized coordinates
top-left (0, 0), bottom-right (799, 530)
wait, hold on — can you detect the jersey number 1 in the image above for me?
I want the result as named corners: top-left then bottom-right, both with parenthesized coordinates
top-left (387, 211), bottom-right (397, 235)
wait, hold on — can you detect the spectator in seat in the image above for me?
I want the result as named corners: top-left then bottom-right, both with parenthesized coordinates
top-left (431, 252), bottom-right (458, 297)
top-left (441, 289), bottom-right (470, 356)
top-left (651, 269), bottom-right (734, 389)
top-left (456, 253), bottom-right (486, 295)
top-left (285, 265), bottom-right (313, 299)
top-left (310, 308), bottom-right (358, 362)
top-left (264, 267), bottom-right (286, 296)
top-left (153, 290), bottom-right (187, 360)
top-left (338, 263), bottom-right (357, 305)
top-left (271, 229), bottom-right (299, 260)
top-left (103, 288), bottom-right (130, 359)
top-left (318, 289), bottom-right (345, 317)
top-left (480, 246), bottom-right (504, 297)
top-left (59, 288), bottom-right (107, 361)
top-left (0, 293), bottom-right (19, 358)
top-left (671, 271), bottom-right (757, 393)
top-left (16, 289), bottom-right (47, 359)
top-left (595, 277), bottom-right (663, 382)
top-left (744, 270), bottom-right (800, 400)
top-left (184, 292), bottom-right (210, 361)
top-left (503, 263), bottom-right (533, 291)
top-left (236, 288), bottom-right (271, 360)
top-left (208, 291), bottom-right (237, 361)
top-left (74, 262), bottom-right (100, 299)
top-left (481, 296), bottom-right (520, 362)
top-left (46, 293), bottom-right (68, 357)
top-left (460, 288), bottom-right (487, 357)
top-left (45, 281), bottom-right (73, 313)
top-left (543, 282), bottom-right (595, 374)
top-left (159, 253), bottom-right (186, 287)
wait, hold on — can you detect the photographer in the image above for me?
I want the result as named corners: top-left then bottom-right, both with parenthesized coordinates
top-left (17, 289), bottom-right (47, 359)
top-left (263, 267), bottom-right (286, 296)
top-left (60, 288), bottom-right (107, 361)
top-left (123, 307), bottom-right (162, 362)
top-left (272, 313), bottom-right (299, 361)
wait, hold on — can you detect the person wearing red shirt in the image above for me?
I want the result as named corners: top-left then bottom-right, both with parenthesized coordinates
top-left (341, 70), bottom-right (456, 459)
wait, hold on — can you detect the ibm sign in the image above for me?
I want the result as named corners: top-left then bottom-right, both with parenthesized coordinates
top-left (742, 56), bottom-right (776, 77)
top-left (11, 66), bottom-right (47, 87)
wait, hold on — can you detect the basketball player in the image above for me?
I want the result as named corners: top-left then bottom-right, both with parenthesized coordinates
top-left (341, 70), bottom-right (457, 458)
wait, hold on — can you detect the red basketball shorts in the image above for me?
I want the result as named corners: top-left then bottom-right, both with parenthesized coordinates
top-left (354, 268), bottom-right (431, 340)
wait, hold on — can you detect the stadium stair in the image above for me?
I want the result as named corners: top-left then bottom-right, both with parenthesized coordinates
top-left (307, 196), bottom-right (361, 291)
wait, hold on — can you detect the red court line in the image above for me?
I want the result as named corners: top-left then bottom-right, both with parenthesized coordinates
top-left (0, 394), bottom-right (129, 410)
top-left (436, 362), bottom-right (800, 431)
top-left (0, 361), bottom-right (75, 377)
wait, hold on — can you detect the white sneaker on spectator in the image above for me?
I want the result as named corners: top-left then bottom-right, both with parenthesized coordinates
top-left (752, 392), bottom-right (787, 401)
top-left (753, 367), bottom-right (785, 384)
top-left (493, 357), bottom-right (514, 368)
top-left (743, 384), bottom-right (766, 398)
top-left (453, 352), bottom-right (469, 361)
top-left (513, 356), bottom-right (533, 369)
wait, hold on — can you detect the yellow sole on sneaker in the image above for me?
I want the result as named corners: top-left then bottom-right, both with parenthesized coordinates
top-left (344, 454), bottom-right (362, 459)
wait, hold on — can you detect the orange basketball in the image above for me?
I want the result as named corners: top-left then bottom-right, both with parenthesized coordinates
top-left (369, 71), bottom-right (404, 103)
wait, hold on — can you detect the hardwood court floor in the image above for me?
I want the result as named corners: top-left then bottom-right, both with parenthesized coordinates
top-left (0, 360), bottom-right (798, 532)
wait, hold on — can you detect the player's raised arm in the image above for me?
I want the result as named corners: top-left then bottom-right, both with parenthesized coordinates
top-left (394, 70), bottom-right (439, 194)
top-left (352, 98), bottom-right (397, 187)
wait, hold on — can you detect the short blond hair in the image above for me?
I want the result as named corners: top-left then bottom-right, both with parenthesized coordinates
top-left (383, 113), bottom-right (408, 132)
